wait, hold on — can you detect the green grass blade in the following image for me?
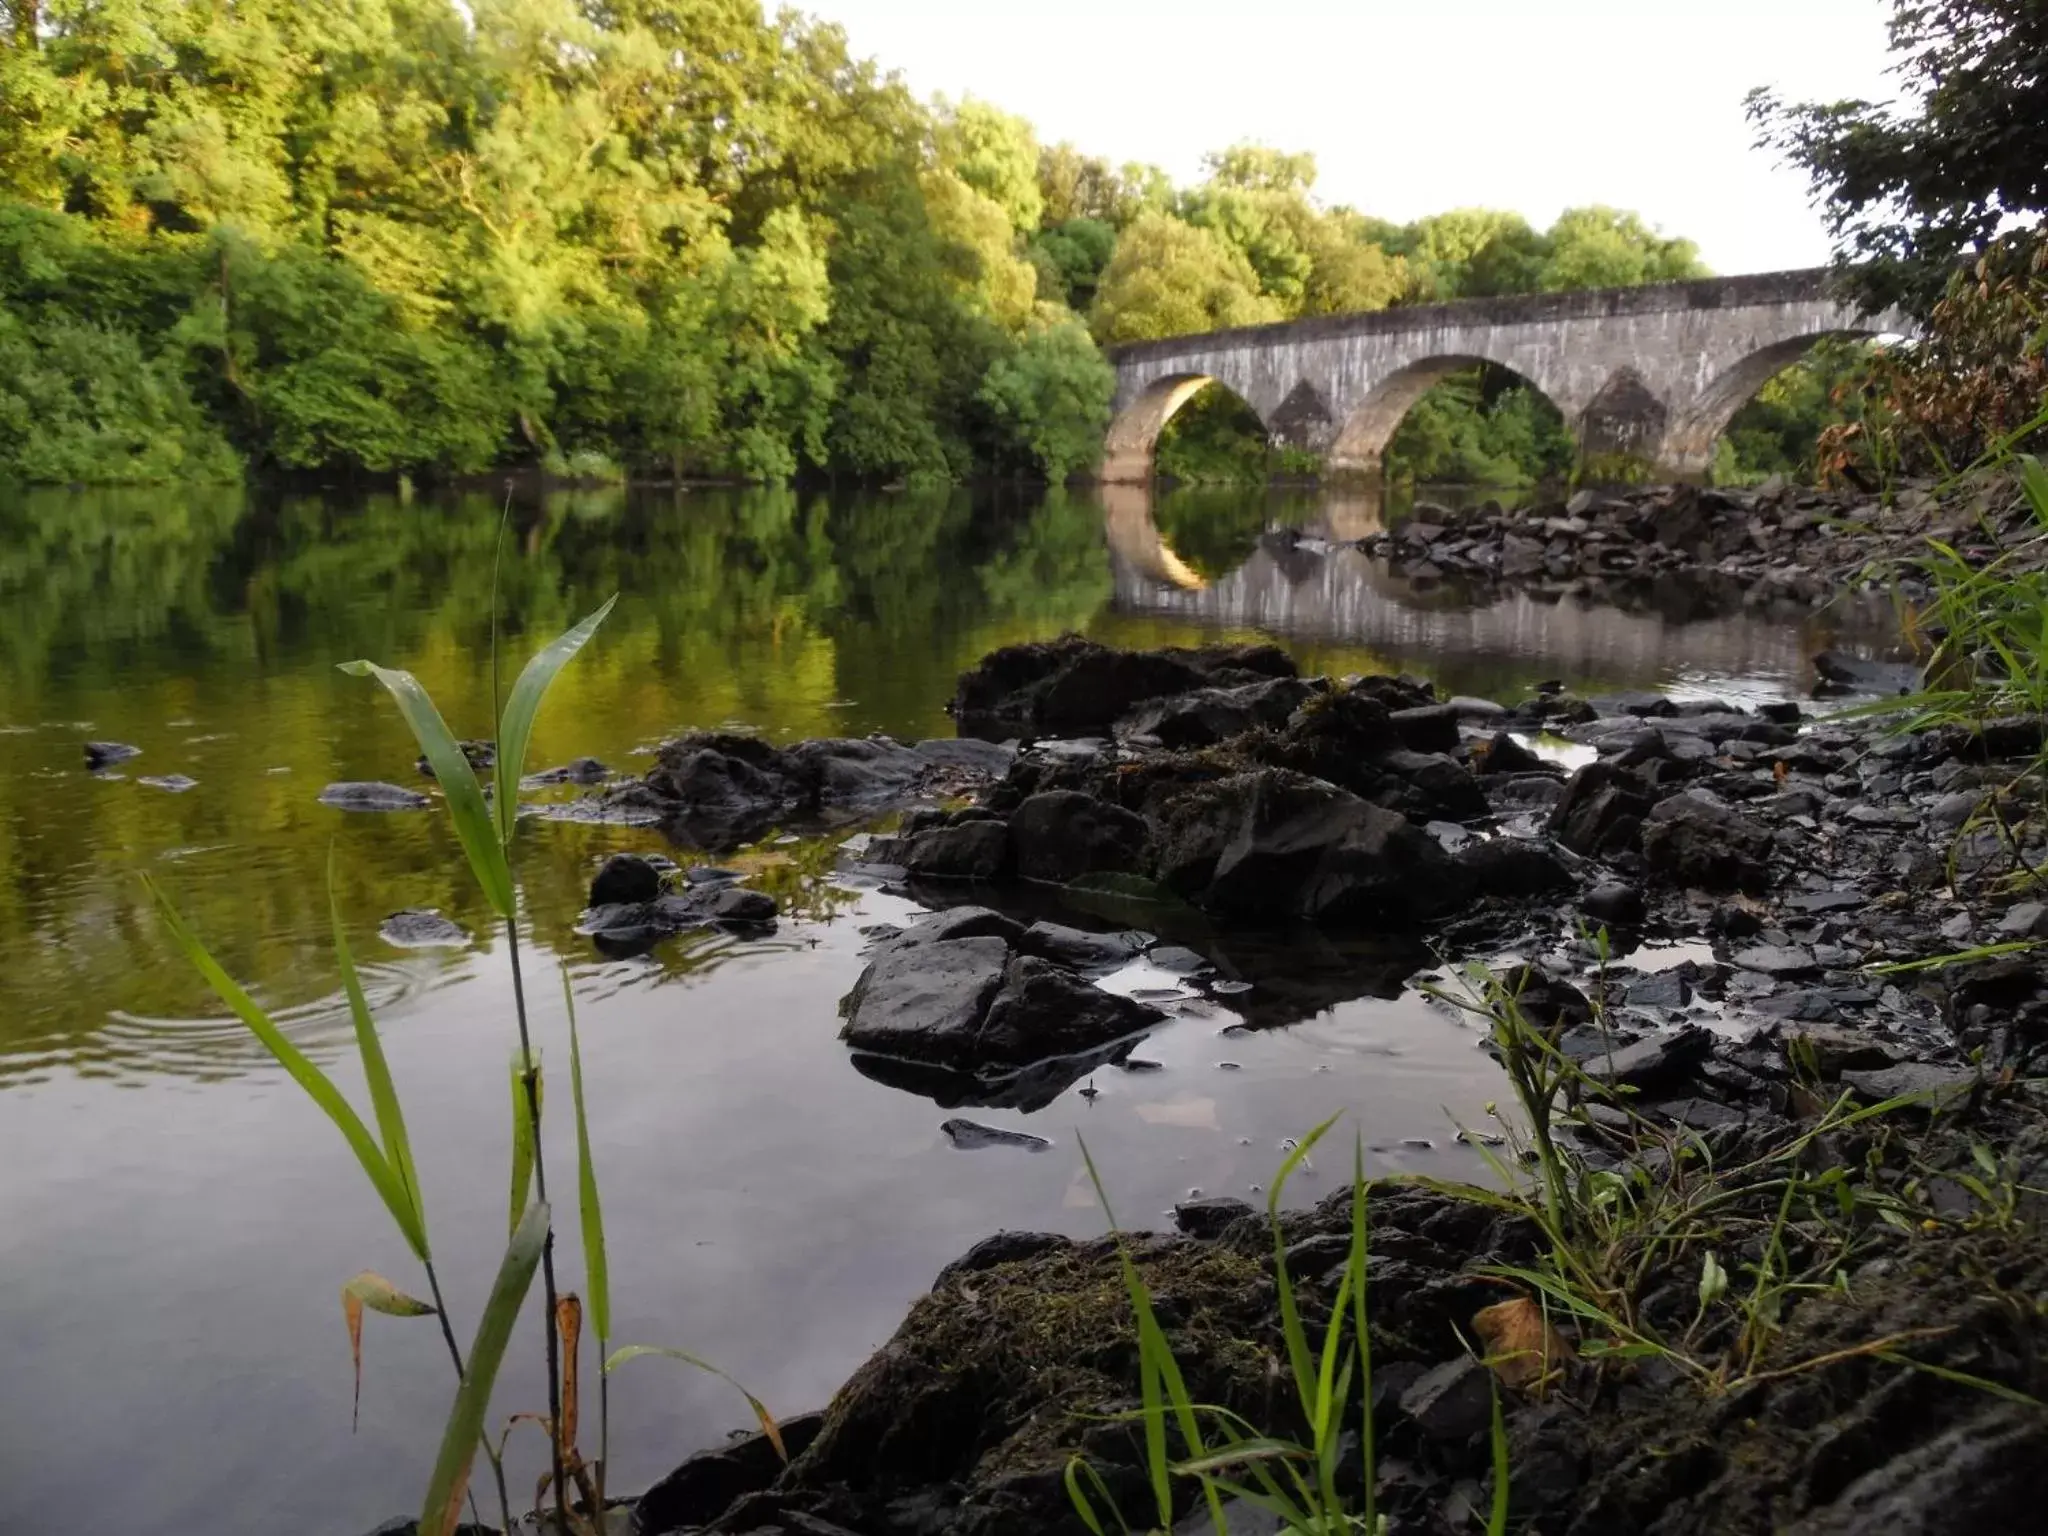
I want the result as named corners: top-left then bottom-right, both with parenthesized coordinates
top-left (1062, 1456), bottom-right (1119, 1536)
top-left (603, 1345), bottom-right (785, 1457)
top-left (338, 659), bottom-right (515, 916)
top-left (145, 875), bottom-right (425, 1260)
top-left (564, 971), bottom-right (610, 1342)
top-left (1350, 1138), bottom-right (1377, 1534)
top-left (1076, 1135), bottom-right (1174, 1527)
top-left (1488, 1375), bottom-right (1511, 1535)
top-left (1267, 1113), bottom-right (1340, 1416)
top-left (508, 1052), bottom-right (541, 1238)
top-left (492, 596), bottom-right (618, 848)
top-left (419, 1200), bottom-right (548, 1536)
top-left (329, 847), bottom-right (427, 1259)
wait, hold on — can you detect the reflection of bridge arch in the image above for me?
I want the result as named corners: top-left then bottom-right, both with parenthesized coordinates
top-left (1099, 482), bottom-right (1388, 594)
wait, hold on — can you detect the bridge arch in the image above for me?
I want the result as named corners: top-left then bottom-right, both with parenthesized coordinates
top-left (1101, 372), bottom-right (1271, 484)
top-left (1325, 354), bottom-right (1570, 481)
top-left (1657, 329), bottom-right (1893, 477)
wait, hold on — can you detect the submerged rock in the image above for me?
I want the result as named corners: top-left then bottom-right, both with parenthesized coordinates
top-left (414, 739), bottom-right (495, 778)
top-left (522, 756), bottom-right (609, 786)
top-left (83, 741), bottom-right (141, 770)
top-left (137, 774), bottom-right (197, 792)
top-left (939, 1118), bottom-right (1052, 1151)
top-left (378, 909), bottom-right (470, 949)
top-left (576, 880), bottom-right (780, 955)
top-left (319, 781), bottom-right (431, 811)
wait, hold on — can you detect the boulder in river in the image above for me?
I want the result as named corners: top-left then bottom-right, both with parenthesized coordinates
top-left (951, 635), bottom-right (1298, 740)
top-left (1006, 790), bottom-right (1149, 884)
top-left (83, 741), bottom-right (141, 770)
top-left (1154, 768), bottom-right (1474, 924)
top-left (319, 781), bottom-right (431, 811)
top-left (838, 913), bottom-right (1162, 1077)
top-left (592, 732), bottom-right (1012, 851)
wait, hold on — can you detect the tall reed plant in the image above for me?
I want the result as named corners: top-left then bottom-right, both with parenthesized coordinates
top-left (148, 589), bottom-right (774, 1533)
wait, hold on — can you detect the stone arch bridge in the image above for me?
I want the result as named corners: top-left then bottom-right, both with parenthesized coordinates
top-left (1101, 269), bottom-right (1911, 482)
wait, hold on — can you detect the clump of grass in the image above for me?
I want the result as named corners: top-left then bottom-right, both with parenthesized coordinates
top-left (1064, 1118), bottom-right (1512, 1536)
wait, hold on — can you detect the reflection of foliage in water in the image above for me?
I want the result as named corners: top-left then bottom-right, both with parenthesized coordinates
top-left (1152, 488), bottom-right (1269, 578)
top-left (0, 483), bottom-right (1117, 1078)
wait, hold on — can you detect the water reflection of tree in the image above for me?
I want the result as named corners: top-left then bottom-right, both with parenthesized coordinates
top-left (0, 483), bottom-right (1119, 1080)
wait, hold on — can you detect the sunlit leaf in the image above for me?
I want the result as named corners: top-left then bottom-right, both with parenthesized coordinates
top-left (330, 846), bottom-right (426, 1256)
top-left (338, 659), bottom-right (515, 916)
top-left (342, 1271), bottom-right (436, 1431)
top-left (604, 1345), bottom-right (785, 1460)
top-left (144, 876), bottom-right (426, 1260)
top-left (492, 596), bottom-right (618, 848)
top-left (420, 1201), bottom-right (549, 1536)
top-left (566, 971), bottom-right (610, 1342)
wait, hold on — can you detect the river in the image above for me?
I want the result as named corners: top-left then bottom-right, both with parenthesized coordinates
top-left (0, 480), bottom-right (1891, 1535)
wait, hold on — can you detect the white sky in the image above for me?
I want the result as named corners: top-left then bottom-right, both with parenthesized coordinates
top-left (800, 0), bottom-right (1901, 276)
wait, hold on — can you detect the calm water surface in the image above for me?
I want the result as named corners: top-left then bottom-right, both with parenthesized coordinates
top-left (0, 481), bottom-right (1892, 1535)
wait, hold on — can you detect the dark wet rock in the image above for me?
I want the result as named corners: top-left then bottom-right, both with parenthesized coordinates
top-left (1732, 944), bottom-right (1820, 977)
top-left (591, 852), bottom-right (664, 907)
top-left (1389, 703), bottom-right (1461, 753)
top-left (137, 774), bottom-right (197, 792)
top-left (1007, 791), bottom-right (1148, 884)
top-left (1455, 837), bottom-right (1574, 898)
top-left (1998, 901), bottom-right (2048, 938)
top-left (897, 820), bottom-right (1012, 881)
top-left (414, 739), bottom-right (495, 778)
top-left (838, 936), bottom-right (1010, 1065)
top-left (1586, 1025), bottom-right (1714, 1090)
top-left (1174, 1196), bottom-right (1254, 1239)
top-left (934, 1232), bottom-right (1072, 1286)
top-left (1497, 966), bottom-right (1593, 1029)
top-left (849, 1039), bottom-right (1136, 1113)
top-left (522, 756), bottom-right (609, 786)
top-left (1582, 881), bottom-right (1647, 927)
top-left (1783, 887), bottom-right (1867, 914)
top-left (378, 909), bottom-right (469, 949)
top-left (636, 1413), bottom-right (827, 1535)
top-left (577, 883), bottom-right (778, 955)
top-left (1626, 971), bottom-right (1691, 1009)
top-left (952, 636), bottom-right (1295, 739)
top-left (319, 781), bottom-right (431, 811)
top-left (892, 905), bottom-right (1028, 949)
top-left (83, 740), bottom-right (141, 770)
top-left (1549, 761), bottom-right (1655, 857)
top-left (839, 935), bottom-right (1161, 1075)
top-left (1154, 769), bottom-right (1473, 924)
top-left (1116, 677), bottom-right (1313, 749)
top-left (940, 1119), bottom-right (1052, 1152)
top-left (1842, 1062), bottom-right (1975, 1107)
top-left (1398, 1356), bottom-right (1495, 1442)
top-left (1146, 944), bottom-right (1211, 974)
top-left (912, 737), bottom-right (1019, 776)
top-left (1472, 730), bottom-right (1548, 776)
top-left (709, 887), bottom-right (778, 922)
top-left (1018, 921), bottom-right (1145, 972)
top-left (1641, 792), bottom-right (1773, 892)
top-left (597, 731), bottom-right (1003, 851)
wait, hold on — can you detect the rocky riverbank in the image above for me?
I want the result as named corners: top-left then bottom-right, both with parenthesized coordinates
top-left (1354, 476), bottom-right (2043, 614)
top-left (385, 633), bottom-right (2048, 1535)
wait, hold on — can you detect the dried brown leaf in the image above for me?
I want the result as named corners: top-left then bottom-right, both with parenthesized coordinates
top-left (1473, 1296), bottom-right (1574, 1391)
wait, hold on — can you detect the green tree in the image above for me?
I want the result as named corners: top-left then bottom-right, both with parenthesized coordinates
top-left (1090, 211), bottom-right (1282, 344)
top-left (1749, 0), bottom-right (2048, 312)
top-left (975, 319), bottom-right (1115, 481)
top-left (935, 96), bottom-right (1043, 235)
top-left (1540, 206), bottom-right (1706, 291)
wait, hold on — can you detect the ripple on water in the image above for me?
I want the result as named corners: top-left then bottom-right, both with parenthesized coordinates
top-left (87, 957), bottom-right (451, 1083)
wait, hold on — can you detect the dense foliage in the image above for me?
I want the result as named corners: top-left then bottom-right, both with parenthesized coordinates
top-left (0, 1), bottom-right (1740, 488)
top-left (1749, 0), bottom-right (2048, 315)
